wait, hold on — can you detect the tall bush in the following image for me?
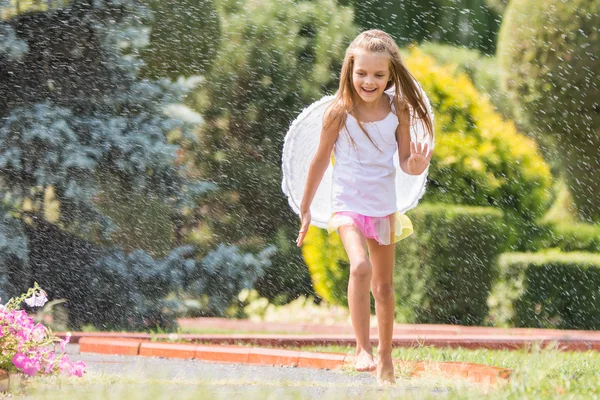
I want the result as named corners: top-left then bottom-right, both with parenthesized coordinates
top-left (497, 0), bottom-right (600, 222)
top-left (193, 0), bottom-right (357, 301)
top-left (394, 204), bottom-right (506, 325)
top-left (488, 251), bottom-right (600, 330)
top-left (0, 0), bottom-right (268, 330)
top-left (339, 0), bottom-right (502, 55)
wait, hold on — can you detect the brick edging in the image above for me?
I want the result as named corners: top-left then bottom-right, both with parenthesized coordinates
top-left (61, 332), bottom-right (600, 352)
top-left (79, 337), bottom-right (346, 370)
top-left (78, 338), bottom-right (511, 385)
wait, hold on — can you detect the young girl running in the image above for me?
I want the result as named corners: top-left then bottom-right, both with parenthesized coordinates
top-left (294, 30), bottom-right (434, 384)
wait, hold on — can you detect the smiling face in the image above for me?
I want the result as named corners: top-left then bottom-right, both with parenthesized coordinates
top-left (351, 50), bottom-right (391, 104)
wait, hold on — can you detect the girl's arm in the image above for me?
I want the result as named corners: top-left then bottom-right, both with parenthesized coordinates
top-left (296, 107), bottom-right (340, 246)
top-left (396, 106), bottom-right (432, 176)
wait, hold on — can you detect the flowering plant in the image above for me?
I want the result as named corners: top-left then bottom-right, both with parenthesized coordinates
top-left (0, 283), bottom-right (86, 378)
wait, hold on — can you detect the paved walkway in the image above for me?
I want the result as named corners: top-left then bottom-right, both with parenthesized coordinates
top-left (38, 344), bottom-right (453, 399)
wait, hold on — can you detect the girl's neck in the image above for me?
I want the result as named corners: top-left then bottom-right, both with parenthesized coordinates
top-left (355, 93), bottom-right (390, 113)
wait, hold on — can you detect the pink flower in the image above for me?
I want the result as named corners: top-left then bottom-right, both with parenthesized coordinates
top-left (59, 334), bottom-right (71, 352)
top-left (59, 357), bottom-right (73, 376)
top-left (2, 286), bottom-right (86, 379)
top-left (21, 359), bottom-right (42, 376)
top-left (41, 352), bottom-right (56, 375)
top-left (24, 291), bottom-right (48, 308)
top-left (30, 324), bottom-right (46, 342)
top-left (12, 352), bottom-right (28, 369)
top-left (16, 328), bottom-right (31, 342)
top-left (71, 361), bottom-right (86, 377)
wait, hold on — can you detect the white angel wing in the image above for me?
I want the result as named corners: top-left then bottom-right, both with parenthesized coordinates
top-left (282, 85), bottom-right (434, 229)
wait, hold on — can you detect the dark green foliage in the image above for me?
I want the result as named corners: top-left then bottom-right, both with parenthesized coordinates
top-left (497, 0), bottom-right (600, 222)
top-left (0, 2), bottom-right (198, 229)
top-left (484, 0), bottom-right (509, 15)
top-left (0, 205), bottom-right (29, 299)
top-left (139, 0), bottom-right (221, 79)
top-left (0, 0), bottom-right (268, 330)
top-left (15, 217), bottom-right (195, 330)
top-left (342, 0), bottom-right (502, 55)
top-left (394, 203), bottom-right (507, 325)
top-left (4, 217), bottom-right (271, 330)
top-left (533, 222), bottom-right (600, 254)
top-left (489, 252), bottom-right (600, 330)
top-left (194, 0), bottom-right (357, 301)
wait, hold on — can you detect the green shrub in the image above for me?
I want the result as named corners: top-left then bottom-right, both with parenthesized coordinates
top-left (394, 203), bottom-right (507, 325)
top-left (140, 0), bottom-right (221, 79)
top-left (488, 251), bottom-right (600, 329)
top-left (497, 0), bottom-right (600, 222)
top-left (302, 203), bottom-right (508, 323)
top-left (194, 0), bottom-right (357, 301)
top-left (406, 48), bottom-right (552, 226)
top-left (538, 223), bottom-right (600, 254)
top-left (345, 0), bottom-right (502, 55)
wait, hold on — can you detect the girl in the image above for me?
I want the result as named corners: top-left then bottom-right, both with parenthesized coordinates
top-left (295, 30), bottom-right (434, 384)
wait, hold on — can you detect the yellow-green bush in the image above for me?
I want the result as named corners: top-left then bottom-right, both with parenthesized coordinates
top-left (404, 47), bottom-right (553, 222)
top-left (301, 225), bottom-right (349, 306)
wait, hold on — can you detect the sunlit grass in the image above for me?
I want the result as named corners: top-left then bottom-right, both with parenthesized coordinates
top-left (14, 367), bottom-right (478, 400)
top-left (309, 343), bottom-right (600, 399)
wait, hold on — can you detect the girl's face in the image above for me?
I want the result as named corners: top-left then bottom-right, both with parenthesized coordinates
top-left (351, 50), bottom-right (391, 104)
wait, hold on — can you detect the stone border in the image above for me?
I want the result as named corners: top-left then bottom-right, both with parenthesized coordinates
top-left (60, 331), bottom-right (600, 352)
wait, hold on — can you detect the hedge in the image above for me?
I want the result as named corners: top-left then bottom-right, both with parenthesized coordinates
top-left (487, 251), bottom-right (600, 330)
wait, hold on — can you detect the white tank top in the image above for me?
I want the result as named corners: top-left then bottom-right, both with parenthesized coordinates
top-left (331, 98), bottom-right (399, 217)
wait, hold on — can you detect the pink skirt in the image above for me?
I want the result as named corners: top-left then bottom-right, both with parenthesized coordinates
top-left (327, 211), bottom-right (414, 245)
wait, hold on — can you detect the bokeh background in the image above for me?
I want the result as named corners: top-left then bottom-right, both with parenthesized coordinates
top-left (1, 0), bottom-right (599, 332)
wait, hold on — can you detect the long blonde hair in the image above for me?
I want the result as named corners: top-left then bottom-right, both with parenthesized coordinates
top-left (324, 30), bottom-right (434, 146)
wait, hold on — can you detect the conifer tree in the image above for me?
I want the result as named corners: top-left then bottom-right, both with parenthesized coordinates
top-left (0, 0), bottom-right (270, 329)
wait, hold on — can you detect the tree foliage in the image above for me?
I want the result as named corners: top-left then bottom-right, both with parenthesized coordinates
top-left (0, 0), bottom-right (269, 329)
top-left (192, 0), bottom-right (357, 300)
top-left (339, 0), bottom-right (503, 55)
top-left (139, 0), bottom-right (221, 79)
top-left (497, 0), bottom-right (600, 222)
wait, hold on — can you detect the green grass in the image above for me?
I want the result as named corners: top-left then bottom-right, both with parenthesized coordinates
top-left (318, 343), bottom-right (600, 399)
top-left (7, 367), bottom-right (478, 400)
top-left (177, 327), bottom-right (296, 335)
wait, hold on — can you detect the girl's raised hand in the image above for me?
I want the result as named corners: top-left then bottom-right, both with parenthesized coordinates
top-left (296, 210), bottom-right (311, 247)
top-left (408, 141), bottom-right (433, 175)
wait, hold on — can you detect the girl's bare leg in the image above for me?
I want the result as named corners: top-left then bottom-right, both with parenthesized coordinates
top-left (367, 237), bottom-right (396, 384)
top-left (338, 225), bottom-right (376, 372)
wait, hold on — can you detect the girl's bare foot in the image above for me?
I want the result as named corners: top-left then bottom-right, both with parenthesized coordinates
top-left (377, 354), bottom-right (396, 385)
top-left (355, 349), bottom-right (377, 372)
